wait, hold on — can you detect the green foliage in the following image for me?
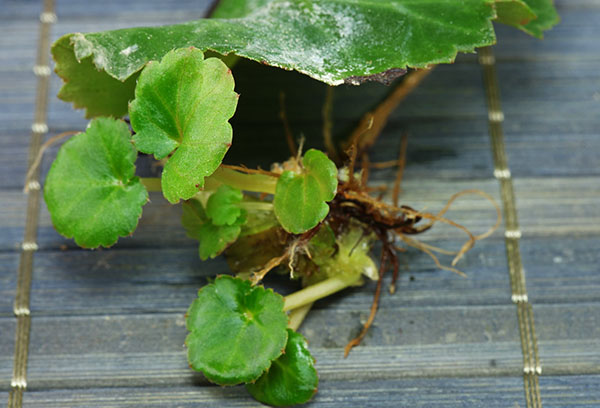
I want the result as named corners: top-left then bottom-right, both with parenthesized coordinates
top-left (44, 117), bottom-right (147, 248)
top-left (185, 275), bottom-right (289, 385)
top-left (205, 185), bottom-right (244, 226)
top-left (52, 35), bottom-right (138, 118)
top-left (246, 329), bottom-right (318, 406)
top-left (495, 0), bottom-right (559, 37)
top-left (52, 0), bottom-right (508, 116)
top-left (129, 48), bottom-right (238, 203)
top-left (181, 188), bottom-right (248, 260)
top-left (274, 149), bottom-right (337, 234)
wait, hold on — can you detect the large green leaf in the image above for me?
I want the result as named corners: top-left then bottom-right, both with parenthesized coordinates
top-left (53, 0), bottom-right (500, 116)
top-left (129, 48), bottom-right (238, 204)
top-left (274, 149), bottom-right (337, 234)
top-left (186, 275), bottom-right (289, 385)
top-left (44, 117), bottom-right (148, 248)
top-left (246, 329), bottom-right (318, 406)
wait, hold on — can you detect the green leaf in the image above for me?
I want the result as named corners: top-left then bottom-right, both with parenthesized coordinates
top-left (181, 199), bottom-right (208, 239)
top-left (52, 0), bottom-right (500, 116)
top-left (44, 117), bottom-right (148, 248)
top-left (206, 185), bottom-right (244, 226)
top-left (186, 275), bottom-right (289, 385)
top-left (246, 329), bottom-right (318, 406)
top-left (52, 35), bottom-right (139, 119)
top-left (129, 48), bottom-right (238, 204)
top-left (494, 0), bottom-right (537, 28)
top-left (519, 0), bottom-right (560, 38)
top-left (181, 198), bottom-right (246, 260)
top-left (274, 149), bottom-right (337, 234)
top-left (211, 0), bottom-right (272, 18)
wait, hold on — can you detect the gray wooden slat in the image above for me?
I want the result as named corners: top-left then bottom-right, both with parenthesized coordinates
top-left (26, 237), bottom-right (512, 316)
top-left (520, 236), bottom-right (600, 304)
top-left (535, 304), bottom-right (600, 374)
top-left (540, 375), bottom-right (600, 408)
top-left (0, 253), bottom-right (19, 316)
top-left (24, 306), bottom-right (522, 388)
top-left (0, 318), bottom-right (16, 389)
top-left (493, 6), bottom-right (600, 60)
top-left (513, 177), bottom-right (600, 236)
top-left (21, 377), bottom-right (528, 407)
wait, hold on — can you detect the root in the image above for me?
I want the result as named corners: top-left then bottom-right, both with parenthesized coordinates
top-left (24, 130), bottom-right (80, 192)
top-left (344, 246), bottom-right (389, 357)
top-left (220, 164), bottom-right (280, 178)
top-left (346, 67), bottom-right (434, 155)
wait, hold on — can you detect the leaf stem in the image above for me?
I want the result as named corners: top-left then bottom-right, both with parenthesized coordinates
top-left (287, 302), bottom-right (313, 331)
top-left (208, 167), bottom-right (277, 194)
top-left (238, 201), bottom-right (273, 211)
top-left (283, 273), bottom-right (361, 312)
top-left (140, 177), bottom-right (162, 192)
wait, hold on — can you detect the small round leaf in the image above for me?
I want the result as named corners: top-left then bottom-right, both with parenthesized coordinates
top-left (274, 149), bottom-right (337, 234)
top-left (44, 117), bottom-right (148, 248)
top-left (246, 329), bottom-right (319, 406)
top-left (186, 276), bottom-right (289, 385)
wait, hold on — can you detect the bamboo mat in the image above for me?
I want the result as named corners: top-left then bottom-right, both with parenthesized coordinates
top-left (1, 0), bottom-right (599, 406)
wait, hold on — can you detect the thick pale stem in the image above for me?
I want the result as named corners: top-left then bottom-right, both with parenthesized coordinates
top-left (208, 167), bottom-right (277, 194)
top-left (287, 302), bottom-right (313, 331)
top-left (238, 201), bottom-right (273, 212)
top-left (283, 273), bottom-right (361, 312)
top-left (140, 177), bottom-right (161, 192)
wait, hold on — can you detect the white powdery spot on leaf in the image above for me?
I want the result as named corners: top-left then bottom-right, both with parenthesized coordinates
top-left (120, 44), bottom-right (139, 56)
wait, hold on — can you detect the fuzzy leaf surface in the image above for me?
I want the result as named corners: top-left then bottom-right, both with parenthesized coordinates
top-left (274, 149), bottom-right (337, 234)
top-left (186, 275), bottom-right (289, 385)
top-left (129, 48), bottom-right (238, 203)
top-left (246, 329), bottom-right (318, 406)
top-left (206, 185), bottom-right (244, 226)
top-left (182, 199), bottom-right (245, 260)
top-left (52, 0), bottom-right (501, 116)
top-left (44, 117), bottom-right (147, 248)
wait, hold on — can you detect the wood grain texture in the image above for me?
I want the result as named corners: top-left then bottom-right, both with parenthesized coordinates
top-left (0, 319), bottom-right (16, 389)
top-left (21, 377), bottom-right (529, 407)
top-left (540, 375), bottom-right (600, 408)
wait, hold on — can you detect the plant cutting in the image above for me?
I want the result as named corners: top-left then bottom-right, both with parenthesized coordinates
top-left (40, 0), bottom-right (558, 406)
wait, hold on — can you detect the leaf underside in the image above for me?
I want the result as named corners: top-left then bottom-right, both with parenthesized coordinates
top-left (129, 48), bottom-right (238, 204)
top-left (274, 149), bottom-right (338, 234)
top-left (53, 0), bottom-right (501, 117)
top-left (44, 117), bottom-right (148, 248)
top-left (186, 275), bottom-right (289, 385)
top-left (495, 0), bottom-right (559, 37)
top-left (246, 329), bottom-right (319, 407)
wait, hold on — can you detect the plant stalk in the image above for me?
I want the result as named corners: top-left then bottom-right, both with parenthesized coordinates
top-left (287, 302), bottom-right (313, 331)
top-left (208, 167), bottom-right (277, 194)
top-left (140, 177), bottom-right (161, 192)
top-left (283, 273), bottom-right (361, 312)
